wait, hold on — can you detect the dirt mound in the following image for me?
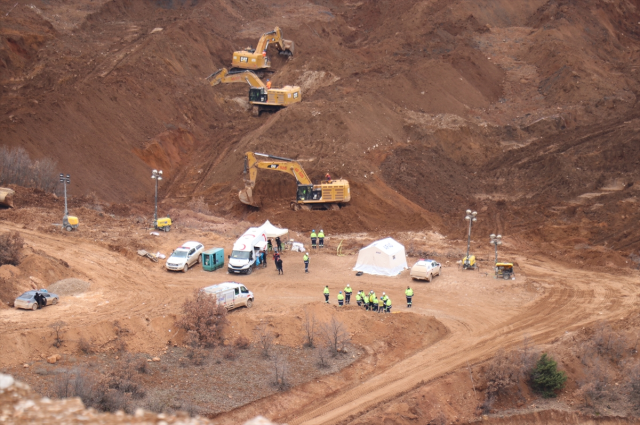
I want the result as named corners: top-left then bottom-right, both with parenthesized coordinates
top-left (47, 278), bottom-right (91, 296)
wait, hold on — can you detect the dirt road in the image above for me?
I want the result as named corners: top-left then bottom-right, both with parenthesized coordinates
top-left (285, 261), bottom-right (638, 424)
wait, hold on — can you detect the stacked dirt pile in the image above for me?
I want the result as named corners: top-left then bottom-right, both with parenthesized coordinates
top-left (1, 0), bottom-right (639, 257)
top-left (0, 373), bottom-right (277, 424)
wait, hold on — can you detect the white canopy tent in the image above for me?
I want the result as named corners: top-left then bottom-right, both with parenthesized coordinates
top-left (353, 237), bottom-right (408, 276)
top-left (259, 220), bottom-right (288, 238)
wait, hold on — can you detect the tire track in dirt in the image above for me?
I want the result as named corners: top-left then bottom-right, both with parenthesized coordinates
top-left (289, 262), bottom-right (638, 425)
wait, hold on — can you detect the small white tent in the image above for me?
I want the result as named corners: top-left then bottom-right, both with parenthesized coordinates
top-left (259, 220), bottom-right (288, 238)
top-left (353, 237), bottom-right (408, 276)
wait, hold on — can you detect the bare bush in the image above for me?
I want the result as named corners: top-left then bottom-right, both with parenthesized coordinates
top-left (482, 339), bottom-right (539, 413)
top-left (223, 347), bottom-right (238, 361)
top-left (316, 340), bottom-right (330, 369)
top-left (272, 354), bottom-right (289, 390)
top-left (187, 196), bottom-right (210, 215)
top-left (176, 289), bottom-right (228, 347)
top-left (303, 307), bottom-right (316, 348)
top-left (625, 362), bottom-right (640, 405)
top-left (0, 146), bottom-right (58, 192)
top-left (258, 325), bottom-right (274, 358)
top-left (577, 359), bottom-right (611, 407)
top-left (319, 316), bottom-right (350, 356)
top-left (186, 346), bottom-right (207, 366)
top-left (54, 369), bottom-right (74, 398)
top-left (50, 321), bottom-right (67, 348)
top-left (77, 337), bottom-right (96, 355)
top-left (234, 335), bottom-right (250, 350)
top-left (0, 231), bottom-right (24, 266)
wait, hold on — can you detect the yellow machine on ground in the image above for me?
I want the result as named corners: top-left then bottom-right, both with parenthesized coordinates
top-left (495, 262), bottom-right (514, 279)
top-left (231, 27), bottom-right (294, 77)
top-left (208, 68), bottom-right (301, 116)
top-left (155, 217), bottom-right (172, 232)
top-left (63, 215), bottom-right (79, 232)
top-left (239, 152), bottom-right (350, 211)
top-left (462, 255), bottom-right (476, 270)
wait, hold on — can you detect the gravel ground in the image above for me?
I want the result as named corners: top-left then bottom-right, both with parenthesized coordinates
top-left (47, 278), bottom-right (91, 296)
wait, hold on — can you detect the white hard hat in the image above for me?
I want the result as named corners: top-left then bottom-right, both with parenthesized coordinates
top-left (306, 252), bottom-right (309, 255)
top-left (347, 284), bottom-right (350, 287)
top-left (383, 292), bottom-right (386, 295)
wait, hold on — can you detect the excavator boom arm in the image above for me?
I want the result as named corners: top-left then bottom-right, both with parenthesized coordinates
top-left (254, 27), bottom-right (294, 55)
top-left (208, 68), bottom-right (266, 88)
top-left (239, 152), bottom-right (312, 206)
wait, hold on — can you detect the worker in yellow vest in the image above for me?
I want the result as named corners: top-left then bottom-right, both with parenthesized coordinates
top-left (355, 290), bottom-right (363, 307)
top-left (304, 252), bottom-right (310, 273)
top-left (337, 291), bottom-right (344, 306)
top-left (318, 229), bottom-right (325, 248)
top-left (323, 285), bottom-right (330, 303)
top-left (344, 284), bottom-right (353, 305)
top-left (405, 286), bottom-right (414, 308)
top-left (310, 230), bottom-right (317, 249)
top-left (372, 296), bottom-right (379, 312)
top-left (385, 296), bottom-right (392, 313)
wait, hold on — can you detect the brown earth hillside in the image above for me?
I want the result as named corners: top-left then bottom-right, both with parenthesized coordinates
top-left (1, 0), bottom-right (639, 255)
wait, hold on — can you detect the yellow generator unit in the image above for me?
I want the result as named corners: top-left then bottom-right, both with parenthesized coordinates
top-left (63, 215), bottom-right (79, 232)
top-left (462, 255), bottom-right (476, 270)
top-left (155, 217), bottom-right (172, 232)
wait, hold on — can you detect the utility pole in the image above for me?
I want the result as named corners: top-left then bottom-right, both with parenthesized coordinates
top-left (489, 234), bottom-right (502, 264)
top-left (464, 209), bottom-right (477, 260)
top-left (59, 174), bottom-right (70, 216)
top-left (151, 169), bottom-right (163, 224)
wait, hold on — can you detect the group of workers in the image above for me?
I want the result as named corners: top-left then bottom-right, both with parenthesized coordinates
top-left (323, 285), bottom-right (415, 312)
top-left (310, 229), bottom-right (325, 249)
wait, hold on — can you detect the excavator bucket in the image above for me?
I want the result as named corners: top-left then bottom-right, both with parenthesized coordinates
top-left (280, 39), bottom-right (294, 56)
top-left (239, 185), bottom-right (258, 207)
top-left (0, 188), bottom-right (14, 208)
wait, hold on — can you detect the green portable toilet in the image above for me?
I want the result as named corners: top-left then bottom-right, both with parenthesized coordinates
top-left (202, 248), bottom-right (224, 271)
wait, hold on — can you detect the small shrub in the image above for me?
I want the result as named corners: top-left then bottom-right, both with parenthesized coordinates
top-left (257, 325), bottom-right (274, 358)
top-left (77, 337), bottom-right (95, 355)
top-left (186, 347), bottom-right (206, 366)
top-left (49, 320), bottom-right (67, 348)
top-left (0, 231), bottom-right (24, 266)
top-left (577, 359), bottom-right (611, 407)
top-left (272, 353), bottom-right (289, 390)
top-left (531, 353), bottom-right (567, 398)
top-left (176, 289), bottom-right (228, 347)
top-left (302, 307), bottom-right (316, 348)
top-left (234, 335), bottom-right (250, 349)
top-left (223, 347), bottom-right (238, 361)
top-left (0, 146), bottom-right (58, 192)
top-left (319, 316), bottom-right (350, 357)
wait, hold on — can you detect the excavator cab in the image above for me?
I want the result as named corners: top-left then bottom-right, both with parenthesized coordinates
top-left (249, 87), bottom-right (268, 103)
top-left (297, 185), bottom-right (313, 201)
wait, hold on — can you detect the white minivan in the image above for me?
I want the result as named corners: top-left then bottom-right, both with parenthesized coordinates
top-left (410, 259), bottom-right (441, 282)
top-left (202, 282), bottom-right (254, 310)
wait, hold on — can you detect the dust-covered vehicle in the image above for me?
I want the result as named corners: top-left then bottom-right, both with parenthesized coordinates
top-left (165, 241), bottom-right (204, 272)
top-left (410, 259), bottom-right (441, 282)
top-left (202, 282), bottom-right (254, 310)
top-left (14, 289), bottom-right (59, 311)
top-left (495, 263), bottom-right (515, 280)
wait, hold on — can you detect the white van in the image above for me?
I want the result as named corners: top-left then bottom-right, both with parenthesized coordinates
top-left (228, 227), bottom-right (267, 275)
top-left (202, 282), bottom-right (254, 310)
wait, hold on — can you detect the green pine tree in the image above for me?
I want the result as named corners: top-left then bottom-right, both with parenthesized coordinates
top-left (531, 353), bottom-right (567, 398)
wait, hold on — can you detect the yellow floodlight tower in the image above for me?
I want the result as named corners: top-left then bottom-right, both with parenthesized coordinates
top-left (462, 209), bottom-right (477, 269)
top-left (152, 169), bottom-right (172, 232)
top-left (59, 173), bottom-right (79, 231)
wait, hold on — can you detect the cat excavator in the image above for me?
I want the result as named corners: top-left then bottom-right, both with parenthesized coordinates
top-left (239, 152), bottom-right (350, 211)
top-left (231, 27), bottom-right (294, 77)
top-left (208, 68), bottom-right (301, 115)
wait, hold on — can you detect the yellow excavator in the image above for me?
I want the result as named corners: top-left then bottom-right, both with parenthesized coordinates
top-left (208, 68), bottom-right (301, 116)
top-left (239, 152), bottom-right (350, 211)
top-left (231, 27), bottom-right (294, 77)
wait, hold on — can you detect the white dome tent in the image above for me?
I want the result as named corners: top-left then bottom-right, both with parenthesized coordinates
top-left (353, 237), bottom-right (408, 276)
top-left (259, 220), bottom-right (288, 238)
